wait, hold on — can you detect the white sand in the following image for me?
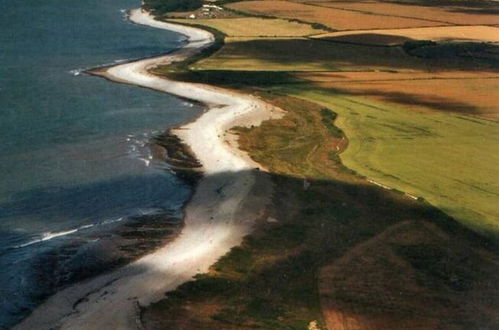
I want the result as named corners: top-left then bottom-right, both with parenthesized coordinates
top-left (15, 9), bottom-right (282, 330)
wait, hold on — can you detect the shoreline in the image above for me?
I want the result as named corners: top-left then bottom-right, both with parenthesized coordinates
top-left (15, 8), bottom-right (282, 330)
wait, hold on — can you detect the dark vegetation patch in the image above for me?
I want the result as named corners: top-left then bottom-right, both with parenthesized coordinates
top-left (156, 69), bottom-right (303, 88)
top-left (321, 33), bottom-right (412, 46)
top-left (403, 40), bottom-right (499, 67)
top-left (152, 131), bottom-right (203, 185)
top-left (288, 19), bottom-right (334, 33)
top-left (204, 38), bottom-right (499, 71)
top-left (393, 243), bottom-right (489, 291)
top-left (144, 0), bottom-right (203, 16)
top-left (320, 108), bottom-right (343, 138)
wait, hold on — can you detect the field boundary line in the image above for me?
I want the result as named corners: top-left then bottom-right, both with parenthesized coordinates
top-left (302, 1), bottom-right (461, 26)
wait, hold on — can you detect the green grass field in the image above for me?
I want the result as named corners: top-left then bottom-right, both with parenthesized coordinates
top-left (289, 88), bottom-right (499, 240)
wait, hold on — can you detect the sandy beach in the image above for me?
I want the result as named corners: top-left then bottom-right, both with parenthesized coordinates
top-left (15, 9), bottom-right (282, 330)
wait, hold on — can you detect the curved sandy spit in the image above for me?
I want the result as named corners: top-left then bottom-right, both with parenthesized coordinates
top-left (15, 9), bottom-right (282, 330)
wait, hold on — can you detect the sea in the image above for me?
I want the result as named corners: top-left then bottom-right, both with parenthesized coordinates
top-left (0, 0), bottom-right (203, 328)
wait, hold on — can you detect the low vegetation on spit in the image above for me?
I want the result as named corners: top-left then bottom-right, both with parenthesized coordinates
top-left (142, 0), bottom-right (499, 328)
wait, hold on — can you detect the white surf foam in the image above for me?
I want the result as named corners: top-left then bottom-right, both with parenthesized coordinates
top-left (16, 229), bottom-right (78, 248)
top-left (69, 69), bottom-right (83, 76)
top-left (14, 216), bottom-right (124, 249)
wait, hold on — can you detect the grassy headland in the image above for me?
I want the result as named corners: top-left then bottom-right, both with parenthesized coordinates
top-left (140, 0), bottom-right (499, 328)
top-left (143, 91), bottom-right (499, 330)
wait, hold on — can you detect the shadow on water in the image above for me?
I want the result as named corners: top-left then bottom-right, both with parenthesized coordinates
top-left (0, 175), bottom-right (189, 223)
top-left (0, 172), bottom-right (192, 329)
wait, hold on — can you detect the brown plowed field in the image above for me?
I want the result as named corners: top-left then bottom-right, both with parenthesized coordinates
top-left (312, 1), bottom-right (499, 25)
top-left (227, 1), bottom-right (446, 30)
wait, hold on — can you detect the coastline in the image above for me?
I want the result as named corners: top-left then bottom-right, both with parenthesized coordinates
top-left (15, 8), bottom-right (282, 330)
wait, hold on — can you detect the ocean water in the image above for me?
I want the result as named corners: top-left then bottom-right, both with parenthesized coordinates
top-left (0, 0), bottom-right (202, 328)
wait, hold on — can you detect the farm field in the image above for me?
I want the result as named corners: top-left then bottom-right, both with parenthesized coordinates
top-left (315, 25), bottom-right (499, 45)
top-left (288, 87), bottom-right (499, 239)
top-left (196, 38), bottom-right (421, 71)
top-left (145, 0), bottom-right (499, 328)
top-left (195, 37), bottom-right (499, 72)
top-left (297, 71), bottom-right (499, 120)
top-left (226, 1), bottom-right (445, 30)
top-left (166, 1), bottom-right (499, 240)
top-left (168, 17), bottom-right (327, 37)
top-left (312, 1), bottom-right (499, 26)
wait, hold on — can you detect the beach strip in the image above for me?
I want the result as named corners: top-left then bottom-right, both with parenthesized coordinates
top-left (15, 8), bottom-right (282, 330)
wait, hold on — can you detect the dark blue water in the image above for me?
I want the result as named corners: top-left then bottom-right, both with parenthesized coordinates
top-left (0, 0), bottom-right (202, 327)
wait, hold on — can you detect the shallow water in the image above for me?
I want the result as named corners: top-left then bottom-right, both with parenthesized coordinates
top-left (0, 0), bottom-right (202, 327)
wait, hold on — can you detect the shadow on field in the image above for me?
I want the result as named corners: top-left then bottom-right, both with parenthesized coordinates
top-left (161, 69), bottom-right (488, 116)
top-left (315, 86), bottom-right (480, 114)
top-left (140, 168), bottom-right (499, 330)
top-left (202, 38), bottom-right (499, 72)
